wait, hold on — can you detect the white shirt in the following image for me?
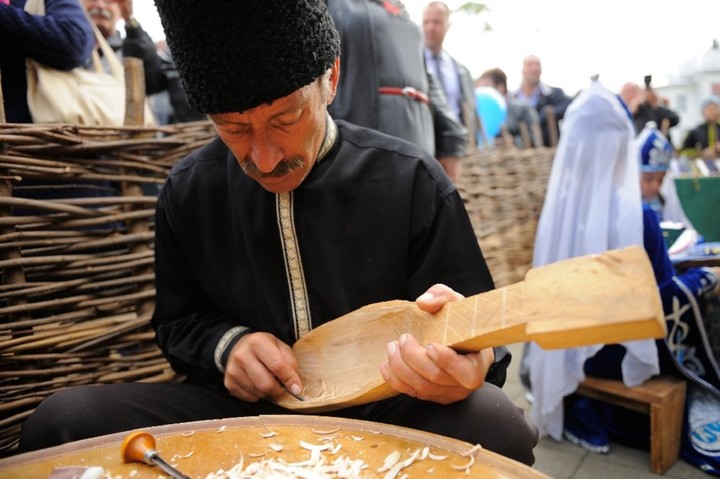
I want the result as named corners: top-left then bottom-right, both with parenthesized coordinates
top-left (425, 49), bottom-right (462, 122)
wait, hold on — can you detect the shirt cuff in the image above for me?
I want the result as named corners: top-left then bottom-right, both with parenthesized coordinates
top-left (213, 326), bottom-right (250, 373)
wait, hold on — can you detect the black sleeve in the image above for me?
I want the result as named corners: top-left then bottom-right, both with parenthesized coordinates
top-left (546, 87), bottom-right (572, 121)
top-left (487, 346), bottom-right (511, 387)
top-left (122, 21), bottom-right (166, 95)
top-left (680, 127), bottom-right (699, 151)
top-left (663, 107), bottom-right (680, 128)
top-left (1, 0), bottom-right (95, 69)
top-left (151, 182), bottom-right (248, 382)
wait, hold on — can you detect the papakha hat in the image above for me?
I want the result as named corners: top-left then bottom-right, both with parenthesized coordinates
top-left (637, 121), bottom-right (673, 173)
top-left (154, 0), bottom-right (340, 114)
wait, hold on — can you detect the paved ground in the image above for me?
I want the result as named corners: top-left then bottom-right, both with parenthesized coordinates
top-left (504, 343), bottom-right (709, 478)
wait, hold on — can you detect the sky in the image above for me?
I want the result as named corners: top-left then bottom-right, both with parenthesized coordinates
top-left (134, 0), bottom-right (719, 96)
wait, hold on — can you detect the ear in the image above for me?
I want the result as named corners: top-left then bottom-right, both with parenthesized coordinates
top-left (326, 57), bottom-right (341, 105)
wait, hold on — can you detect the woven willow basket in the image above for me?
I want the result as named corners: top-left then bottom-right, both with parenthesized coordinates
top-left (456, 146), bottom-right (555, 288)
top-left (0, 124), bottom-right (553, 456)
top-left (0, 121), bottom-right (217, 455)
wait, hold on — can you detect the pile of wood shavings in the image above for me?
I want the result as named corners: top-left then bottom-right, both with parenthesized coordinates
top-left (204, 433), bottom-right (481, 479)
top-left (204, 440), bottom-right (367, 478)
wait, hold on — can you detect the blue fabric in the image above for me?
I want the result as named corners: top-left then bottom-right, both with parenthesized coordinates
top-left (0, 0), bottom-right (95, 122)
top-left (637, 124), bottom-right (673, 172)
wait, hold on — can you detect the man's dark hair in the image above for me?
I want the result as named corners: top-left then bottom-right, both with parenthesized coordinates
top-left (480, 68), bottom-right (508, 91)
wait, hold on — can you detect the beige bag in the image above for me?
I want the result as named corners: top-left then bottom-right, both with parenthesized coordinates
top-left (24, 0), bottom-right (128, 126)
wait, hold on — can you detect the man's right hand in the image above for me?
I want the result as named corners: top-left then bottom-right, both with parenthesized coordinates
top-left (223, 332), bottom-right (302, 402)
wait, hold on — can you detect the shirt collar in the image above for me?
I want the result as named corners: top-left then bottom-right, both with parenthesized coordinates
top-left (316, 112), bottom-right (337, 163)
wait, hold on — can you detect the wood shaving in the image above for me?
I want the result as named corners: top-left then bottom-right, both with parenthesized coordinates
top-left (218, 425), bottom-right (227, 433)
top-left (269, 443), bottom-right (284, 452)
top-left (419, 447), bottom-right (429, 460)
top-left (181, 431), bottom-right (195, 437)
top-left (460, 444), bottom-right (482, 457)
top-left (350, 436), bottom-right (364, 441)
top-left (451, 454), bottom-right (475, 471)
top-left (312, 425), bottom-right (340, 435)
top-left (260, 431), bottom-right (277, 438)
top-left (300, 440), bottom-right (333, 452)
top-left (330, 443), bottom-right (343, 454)
top-left (183, 451), bottom-right (194, 458)
top-left (249, 452), bottom-right (268, 458)
top-left (380, 448), bottom-right (421, 479)
top-left (377, 450), bottom-right (401, 472)
top-left (427, 452), bottom-right (448, 461)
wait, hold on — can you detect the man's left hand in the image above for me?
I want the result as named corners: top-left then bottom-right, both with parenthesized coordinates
top-left (378, 284), bottom-right (495, 404)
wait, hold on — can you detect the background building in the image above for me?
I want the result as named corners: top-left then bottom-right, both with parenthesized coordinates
top-left (657, 40), bottom-right (720, 147)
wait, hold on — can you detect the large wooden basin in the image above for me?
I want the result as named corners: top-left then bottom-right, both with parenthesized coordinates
top-left (0, 415), bottom-right (549, 478)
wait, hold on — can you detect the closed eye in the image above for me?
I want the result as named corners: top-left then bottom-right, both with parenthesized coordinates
top-left (273, 109), bottom-right (303, 127)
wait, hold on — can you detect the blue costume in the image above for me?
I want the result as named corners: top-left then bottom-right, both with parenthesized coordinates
top-left (582, 206), bottom-right (719, 474)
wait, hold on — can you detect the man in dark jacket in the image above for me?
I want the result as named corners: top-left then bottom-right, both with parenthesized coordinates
top-left (680, 96), bottom-right (720, 159)
top-left (422, 2), bottom-right (480, 149)
top-left (513, 55), bottom-right (572, 147)
top-left (326, 0), bottom-right (467, 181)
top-left (632, 89), bottom-right (680, 142)
top-left (18, 0), bottom-right (539, 466)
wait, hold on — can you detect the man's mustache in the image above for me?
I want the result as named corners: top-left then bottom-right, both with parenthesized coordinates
top-left (87, 7), bottom-right (113, 19)
top-left (239, 156), bottom-right (304, 179)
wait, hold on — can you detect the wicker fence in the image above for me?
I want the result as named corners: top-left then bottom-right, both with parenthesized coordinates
top-left (0, 123), bottom-right (554, 456)
top-left (457, 146), bottom-right (555, 287)
top-left (0, 121), bottom-right (218, 455)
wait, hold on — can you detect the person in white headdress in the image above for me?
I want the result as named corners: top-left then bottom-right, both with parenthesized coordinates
top-left (525, 81), bottom-right (720, 466)
top-left (525, 79), bottom-right (660, 452)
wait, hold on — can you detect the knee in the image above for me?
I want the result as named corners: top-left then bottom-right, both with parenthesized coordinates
top-left (19, 385), bottom-right (110, 452)
top-left (468, 384), bottom-right (539, 466)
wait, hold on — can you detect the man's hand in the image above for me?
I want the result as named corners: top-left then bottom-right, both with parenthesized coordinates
top-left (378, 284), bottom-right (495, 404)
top-left (110, 0), bottom-right (133, 22)
top-left (223, 332), bottom-right (302, 402)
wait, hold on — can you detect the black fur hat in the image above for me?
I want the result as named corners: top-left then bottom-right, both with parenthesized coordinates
top-left (154, 0), bottom-right (340, 114)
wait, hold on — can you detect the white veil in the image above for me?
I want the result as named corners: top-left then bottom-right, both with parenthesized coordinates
top-left (528, 80), bottom-right (660, 440)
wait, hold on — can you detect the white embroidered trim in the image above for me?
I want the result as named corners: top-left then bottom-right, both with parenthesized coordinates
top-left (214, 326), bottom-right (249, 373)
top-left (277, 192), bottom-right (312, 339)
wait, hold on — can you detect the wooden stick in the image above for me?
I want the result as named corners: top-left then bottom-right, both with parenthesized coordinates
top-left (518, 122), bottom-right (532, 149)
top-left (546, 107), bottom-right (559, 147)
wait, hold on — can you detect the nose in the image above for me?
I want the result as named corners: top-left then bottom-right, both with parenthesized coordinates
top-left (249, 132), bottom-right (283, 174)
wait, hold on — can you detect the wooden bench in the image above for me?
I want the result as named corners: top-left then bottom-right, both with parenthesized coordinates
top-left (577, 375), bottom-right (686, 475)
